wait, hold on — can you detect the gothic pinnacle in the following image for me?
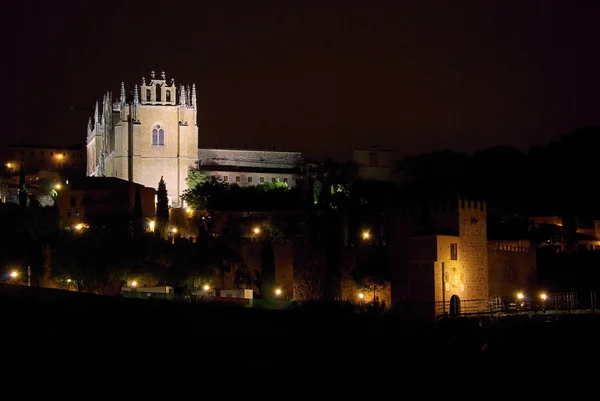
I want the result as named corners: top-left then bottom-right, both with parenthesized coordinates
top-left (120, 82), bottom-right (125, 103)
top-left (94, 101), bottom-right (99, 122)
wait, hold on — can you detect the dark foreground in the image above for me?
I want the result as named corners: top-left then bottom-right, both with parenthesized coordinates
top-left (2, 284), bottom-right (599, 377)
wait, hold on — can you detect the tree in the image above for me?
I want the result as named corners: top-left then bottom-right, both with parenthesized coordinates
top-left (18, 164), bottom-right (28, 207)
top-left (259, 239), bottom-right (276, 300)
top-left (156, 176), bottom-right (169, 239)
top-left (294, 260), bottom-right (325, 301)
top-left (187, 170), bottom-right (207, 190)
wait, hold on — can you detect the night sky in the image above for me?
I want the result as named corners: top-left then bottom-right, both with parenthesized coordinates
top-left (7, 0), bottom-right (600, 161)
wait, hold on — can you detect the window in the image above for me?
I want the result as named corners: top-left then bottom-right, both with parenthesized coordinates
top-left (152, 124), bottom-right (165, 146)
top-left (248, 177), bottom-right (253, 183)
top-left (155, 84), bottom-right (161, 102)
top-left (259, 177), bottom-right (264, 183)
top-left (272, 177), bottom-right (277, 183)
top-left (283, 177), bottom-right (288, 183)
top-left (235, 176), bottom-right (240, 183)
top-left (75, 211), bottom-right (80, 217)
top-left (166, 90), bottom-right (171, 102)
top-left (146, 89), bottom-right (151, 101)
top-left (70, 197), bottom-right (76, 207)
top-left (450, 243), bottom-right (458, 260)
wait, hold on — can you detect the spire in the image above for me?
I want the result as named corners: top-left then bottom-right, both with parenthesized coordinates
top-left (171, 78), bottom-right (175, 87)
top-left (186, 85), bottom-right (191, 106)
top-left (133, 84), bottom-right (139, 121)
top-left (102, 93), bottom-right (107, 121)
top-left (142, 76), bottom-right (146, 86)
top-left (151, 70), bottom-right (155, 79)
top-left (94, 101), bottom-right (99, 123)
top-left (87, 117), bottom-right (92, 133)
top-left (120, 82), bottom-right (125, 104)
top-left (179, 85), bottom-right (187, 106)
top-left (161, 70), bottom-right (166, 80)
top-left (191, 83), bottom-right (197, 111)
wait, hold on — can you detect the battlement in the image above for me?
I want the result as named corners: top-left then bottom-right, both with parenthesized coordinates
top-left (398, 196), bottom-right (486, 222)
top-left (489, 240), bottom-right (533, 253)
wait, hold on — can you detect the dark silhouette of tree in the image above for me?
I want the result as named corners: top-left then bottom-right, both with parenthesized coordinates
top-left (156, 176), bottom-right (169, 239)
top-left (18, 164), bottom-right (28, 207)
top-left (259, 239), bottom-right (276, 300)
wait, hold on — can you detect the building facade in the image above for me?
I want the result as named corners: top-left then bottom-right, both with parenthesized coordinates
top-left (197, 148), bottom-right (305, 188)
top-left (86, 71), bottom-right (305, 207)
top-left (57, 177), bottom-right (156, 229)
top-left (5, 145), bottom-right (85, 174)
top-left (86, 71), bottom-right (198, 207)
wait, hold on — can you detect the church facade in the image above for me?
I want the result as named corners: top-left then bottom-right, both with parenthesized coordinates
top-left (86, 71), bottom-right (305, 207)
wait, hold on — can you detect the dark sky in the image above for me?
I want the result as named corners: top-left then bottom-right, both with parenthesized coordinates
top-left (6, 0), bottom-right (600, 161)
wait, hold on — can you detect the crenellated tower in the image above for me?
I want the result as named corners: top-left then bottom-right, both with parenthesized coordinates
top-left (86, 70), bottom-right (199, 207)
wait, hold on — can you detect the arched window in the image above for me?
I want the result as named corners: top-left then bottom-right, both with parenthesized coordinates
top-left (166, 90), bottom-right (171, 102)
top-left (146, 89), bottom-right (151, 101)
top-left (152, 124), bottom-right (165, 146)
top-left (156, 84), bottom-right (161, 102)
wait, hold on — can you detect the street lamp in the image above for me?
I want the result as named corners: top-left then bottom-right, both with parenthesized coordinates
top-left (131, 281), bottom-right (137, 287)
top-left (253, 227), bottom-right (260, 234)
top-left (148, 220), bottom-right (155, 232)
top-left (10, 271), bottom-right (18, 278)
top-left (203, 284), bottom-right (210, 291)
top-left (5, 162), bottom-right (12, 168)
top-left (275, 288), bottom-right (282, 296)
top-left (358, 292), bottom-right (365, 300)
top-left (540, 293), bottom-right (547, 300)
top-left (362, 231), bottom-right (370, 240)
top-left (517, 292), bottom-right (524, 300)
top-left (55, 184), bottom-right (61, 190)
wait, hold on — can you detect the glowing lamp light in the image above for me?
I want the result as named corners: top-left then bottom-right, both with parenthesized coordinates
top-left (186, 207), bottom-right (192, 213)
top-left (362, 231), bottom-right (370, 240)
top-left (358, 293), bottom-right (365, 299)
top-left (6, 162), bottom-right (12, 168)
top-left (131, 281), bottom-right (137, 287)
top-left (517, 292), bottom-right (524, 300)
top-left (55, 184), bottom-right (61, 190)
top-left (67, 279), bottom-right (72, 283)
top-left (172, 228), bottom-right (177, 233)
top-left (149, 221), bottom-right (155, 231)
top-left (541, 293), bottom-right (547, 300)
top-left (75, 224), bottom-right (83, 230)
top-left (203, 285), bottom-right (210, 291)
top-left (56, 154), bottom-right (64, 159)
top-left (275, 288), bottom-right (282, 296)
top-left (10, 271), bottom-right (18, 278)
top-left (253, 227), bottom-right (260, 234)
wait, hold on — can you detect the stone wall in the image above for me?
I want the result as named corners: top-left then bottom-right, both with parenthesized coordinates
top-left (198, 148), bottom-right (304, 169)
top-left (488, 240), bottom-right (537, 301)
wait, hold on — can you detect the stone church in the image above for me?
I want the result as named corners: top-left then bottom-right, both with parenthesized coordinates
top-left (86, 70), bottom-right (304, 207)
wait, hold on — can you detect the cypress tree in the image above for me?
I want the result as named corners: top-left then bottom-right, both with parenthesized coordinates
top-left (156, 176), bottom-right (169, 239)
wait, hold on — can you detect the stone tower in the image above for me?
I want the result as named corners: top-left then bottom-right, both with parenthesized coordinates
top-left (86, 70), bottom-right (198, 207)
top-left (388, 197), bottom-right (489, 318)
